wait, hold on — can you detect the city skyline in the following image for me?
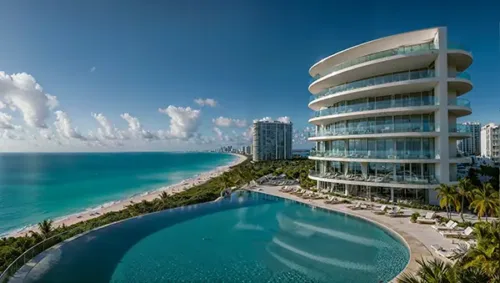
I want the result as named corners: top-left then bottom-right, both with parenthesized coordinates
top-left (0, 1), bottom-right (498, 152)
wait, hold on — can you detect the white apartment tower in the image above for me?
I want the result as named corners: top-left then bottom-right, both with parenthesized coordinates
top-left (481, 123), bottom-right (500, 163)
top-left (307, 27), bottom-right (472, 205)
top-left (457, 122), bottom-right (481, 156)
top-left (252, 120), bottom-right (293, 161)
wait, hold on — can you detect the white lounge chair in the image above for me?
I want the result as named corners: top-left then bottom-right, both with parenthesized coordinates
top-left (440, 227), bottom-right (475, 239)
top-left (301, 192), bottom-right (314, 199)
top-left (324, 196), bottom-right (341, 204)
top-left (372, 205), bottom-right (388, 215)
top-left (432, 221), bottom-right (462, 231)
top-left (431, 245), bottom-right (457, 259)
top-left (386, 206), bottom-right (404, 217)
top-left (417, 212), bottom-right (436, 224)
top-left (348, 202), bottom-right (368, 210)
top-left (291, 189), bottom-right (305, 196)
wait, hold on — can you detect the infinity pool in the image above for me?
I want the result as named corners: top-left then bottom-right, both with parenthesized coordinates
top-left (16, 191), bottom-right (409, 283)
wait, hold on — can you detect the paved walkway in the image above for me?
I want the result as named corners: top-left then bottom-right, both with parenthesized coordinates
top-left (251, 185), bottom-right (465, 281)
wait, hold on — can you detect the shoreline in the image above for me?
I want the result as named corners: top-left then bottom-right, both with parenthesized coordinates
top-left (8, 153), bottom-right (248, 238)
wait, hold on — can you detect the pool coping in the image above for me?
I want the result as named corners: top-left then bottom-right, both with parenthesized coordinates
top-left (248, 188), bottom-right (434, 282)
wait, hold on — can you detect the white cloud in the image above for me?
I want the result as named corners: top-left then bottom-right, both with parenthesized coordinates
top-left (213, 127), bottom-right (224, 141)
top-left (253, 116), bottom-right (292, 124)
top-left (91, 113), bottom-right (122, 140)
top-left (0, 72), bottom-right (59, 128)
top-left (0, 101), bottom-right (5, 109)
top-left (90, 66), bottom-right (96, 73)
top-left (54, 111), bottom-right (86, 140)
top-left (277, 116), bottom-right (291, 123)
top-left (212, 116), bottom-right (247, 128)
top-left (0, 130), bottom-right (24, 140)
top-left (254, 117), bottom-right (273, 123)
top-left (120, 113), bottom-right (157, 140)
top-left (0, 112), bottom-right (16, 129)
top-left (194, 98), bottom-right (217, 107)
top-left (242, 126), bottom-right (253, 142)
top-left (158, 106), bottom-right (201, 140)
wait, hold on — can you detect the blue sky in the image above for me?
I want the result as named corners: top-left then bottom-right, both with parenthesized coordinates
top-left (0, 0), bottom-right (498, 151)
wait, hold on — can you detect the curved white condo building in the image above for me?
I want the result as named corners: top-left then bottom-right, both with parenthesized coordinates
top-left (307, 27), bottom-right (472, 205)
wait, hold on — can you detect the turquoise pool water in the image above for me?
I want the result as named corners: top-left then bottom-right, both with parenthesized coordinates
top-left (19, 192), bottom-right (409, 283)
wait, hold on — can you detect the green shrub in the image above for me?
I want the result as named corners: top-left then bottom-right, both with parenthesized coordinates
top-left (410, 212), bottom-right (421, 223)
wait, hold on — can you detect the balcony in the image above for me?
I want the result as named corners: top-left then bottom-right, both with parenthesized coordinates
top-left (449, 124), bottom-right (471, 133)
top-left (310, 122), bottom-right (436, 138)
top-left (448, 98), bottom-right (470, 108)
top-left (312, 96), bottom-right (436, 119)
top-left (309, 171), bottom-right (438, 185)
top-left (309, 149), bottom-right (438, 160)
top-left (309, 42), bottom-right (436, 85)
top-left (451, 72), bottom-right (471, 81)
top-left (310, 69), bottom-right (436, 102)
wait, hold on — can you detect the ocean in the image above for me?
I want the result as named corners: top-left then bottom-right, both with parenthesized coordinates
top-left (0, 152), bottom-right (236, 236)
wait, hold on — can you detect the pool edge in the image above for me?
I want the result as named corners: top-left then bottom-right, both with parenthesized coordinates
top-left (248, 189), bottom-right (433, 283)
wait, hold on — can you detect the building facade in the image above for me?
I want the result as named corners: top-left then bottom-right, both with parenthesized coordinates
top-left (245, 145), bottom-right (252, 155)
top-left (457, 122), bottom-right (481, 156)
top-left (252, 120), bottom-right (293, 161)
top-left (307, 27), bottom-right (473, 205)
top-left (481, 123), bottom-right (500, 163)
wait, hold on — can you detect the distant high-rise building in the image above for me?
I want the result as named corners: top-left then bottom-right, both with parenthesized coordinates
top-left (245, 145), bottom-right (251, 155)
top-left (481, 123), bottom-right (500, 163)
top-left (252, 120), bottom-right (293, 161)
top-left (457, 122), bottom-right (481, 156)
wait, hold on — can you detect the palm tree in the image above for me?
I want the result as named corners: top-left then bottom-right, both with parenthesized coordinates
top-left (456, 178), bottom-right (476, 222)
top-left (159, 191), bottom-right (170, 201)
top-left (218, 173), bottom-right (231, 191)
top-left (398, 258), bottom-right (457, 283)
top-left (436, 184), bottom-right (459, 219)
top-left (462, 222), bottom-right (500, 278)
top-left (469, 183), bottom-right (498, 222)
top-left (154, 191), bottom-right (172, 211)
top-left (37, 219), bottom-right (53, 239)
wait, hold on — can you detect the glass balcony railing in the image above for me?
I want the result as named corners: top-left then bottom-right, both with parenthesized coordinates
top-left (451, 72), bottom-right (471, 81)
top-left (310, 123), bottom-right (436, 138)
top-left (449, 124), bottom-right (470, 133)
top-left (449, 98), bottom-right (471, 108)
top-left (310, 69), bottom-right (436, 102)
top-left (312, 96), bottom-right (437, 118)
top-left (309, 171), bottom-right (438, 185)
top-left (309, 42), bottom-right (436, 85)
top-left (309, 149), bottom-right (438, 160)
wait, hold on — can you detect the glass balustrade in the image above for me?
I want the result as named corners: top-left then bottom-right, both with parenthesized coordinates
top-left (451, 72), bottom-right (471, 80)
top-left (310, 123), bottom-right (436, 138)
top-left (450, 124), bottom-right (470, 133)
top-left (312, 96), bottom-right (436, 118)
top-left (449, 98), bottom-right (471, 108)
top-left (309, 42), bottom-right (436, 84)
top-left (310, 69), bottom-right (436, 102)
top-left (309, 170), bottom-right (438, 185)
top-left (310, 149), bottom-right (437, 160)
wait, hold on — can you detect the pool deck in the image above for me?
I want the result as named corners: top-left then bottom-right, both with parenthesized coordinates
top-left (251, 185), bottom-right (462, 281)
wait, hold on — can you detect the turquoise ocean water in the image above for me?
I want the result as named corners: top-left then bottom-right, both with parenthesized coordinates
top-left (0, 152), bottom-right (236, 236)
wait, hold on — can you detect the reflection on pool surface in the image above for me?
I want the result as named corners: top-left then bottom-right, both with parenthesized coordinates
top-left (20, 191), bottom-right (409, 283)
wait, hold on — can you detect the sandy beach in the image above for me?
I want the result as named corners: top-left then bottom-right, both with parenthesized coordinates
top-left (10, 153), bottom-right (247, 238)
